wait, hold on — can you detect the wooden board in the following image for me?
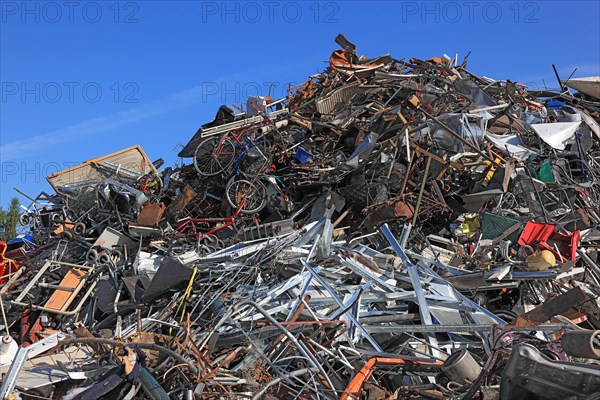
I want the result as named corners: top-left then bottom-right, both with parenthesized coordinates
top-left (44, 268), bottom-right (86, 311)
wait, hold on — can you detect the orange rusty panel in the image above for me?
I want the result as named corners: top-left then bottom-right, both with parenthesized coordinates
top-left (427, 57), bottom-right (444, 64)
top-left (330, 49), bottom-right (351, 69)
top-left (165, 185), bottom-right (196, 220)
top-left (53, 219), bottom-right (75, 235)
top-left (44, 268), bottom-right (86, 311)
top-left (560, 309), bottom-right (588, 325)
top-left (137, 202), bottom-right (166, 226)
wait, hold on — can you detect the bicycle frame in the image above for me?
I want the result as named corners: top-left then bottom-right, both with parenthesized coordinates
top-left (213, 113), bottom-right (275, 157)
top-left (194, 110), bottom-right (280, 178)
top-left (170, 217), bottom-right (235, 242)
top-left (227, 172), bottom-right (292, 216)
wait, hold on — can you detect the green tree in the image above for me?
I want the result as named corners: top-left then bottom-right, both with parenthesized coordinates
top-left (0, 198), bottom-right (20, 242)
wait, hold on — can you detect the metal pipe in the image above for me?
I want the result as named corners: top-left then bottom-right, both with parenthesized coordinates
top-left (257, 119), bottom-right (288, 134)
top-left (139, 368), bottom-right (170, 400)
top-left (441, 349), bottom-right (482, 385)
top-left (37, 283), bottom-right (76, 291)
top-left (561, 330), bottom-right (600, 359)
top-left (53, 261), bottom-right (94, 270)
top-left (0, 296), bottom-right (9, 335)
top-left (578, 249), bottom-right (600, 277)
top-left (306, 233), bottom-right (321, 262)
top-left (469, 104), bottom-right (511, 113)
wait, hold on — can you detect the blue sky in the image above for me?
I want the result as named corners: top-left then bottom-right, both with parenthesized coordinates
top-left (1, 0), bottom-right (599, 207)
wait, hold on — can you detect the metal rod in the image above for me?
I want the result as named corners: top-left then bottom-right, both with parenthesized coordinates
top-left (412, 156), bottom-right (432, 226)
top-left (365, 323), bottom-right (570, 334)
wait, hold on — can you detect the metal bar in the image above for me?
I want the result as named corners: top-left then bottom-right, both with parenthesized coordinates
top-left (338, 254), bottom-right (398, 293)
top-left (380, 224), bottom-right (433, 326)
top-left (13, 260), bottom-right (52, 303)
top-left (380, 224), bottom-right (442, 357)
top-left (365, 323), bottom-right (570, 334)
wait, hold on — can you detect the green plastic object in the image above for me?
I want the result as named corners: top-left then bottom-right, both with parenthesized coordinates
top-left (481, 213), bottom-right (522, 243)
top-left (538, 160), bottom-right (554, 183)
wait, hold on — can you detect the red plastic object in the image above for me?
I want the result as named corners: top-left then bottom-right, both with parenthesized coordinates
top-left (517, 222), bottom-right (580, 262)
top-left (0, 241), bottom-right (21, 284)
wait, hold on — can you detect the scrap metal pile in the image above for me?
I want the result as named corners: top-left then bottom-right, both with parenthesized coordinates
top-left (1, 35), bottom-right (600, 399)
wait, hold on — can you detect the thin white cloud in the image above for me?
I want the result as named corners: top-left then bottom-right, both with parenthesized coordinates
top-left (0, 62), bottom-right (285, 162)
top-left (0, 86), bottom-right (209, 162)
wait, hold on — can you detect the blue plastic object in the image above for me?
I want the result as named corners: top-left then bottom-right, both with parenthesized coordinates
top-left (546, 99), bottom-right (564, 110)
top-left (295, 147), bottom-right (314, 163)
top-left (7, 234), bottom-right (35, 245)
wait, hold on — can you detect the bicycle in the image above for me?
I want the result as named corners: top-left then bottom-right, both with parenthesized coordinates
top-left (225, 171), bottom-right (293, 215)
top-left (193, 117), bottom-right (274, 177)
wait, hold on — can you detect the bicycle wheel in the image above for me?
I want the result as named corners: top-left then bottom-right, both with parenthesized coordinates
top-left (194, 136), bottom-right (236, 176)
top-left (226, 179), bottom-right (267, 214)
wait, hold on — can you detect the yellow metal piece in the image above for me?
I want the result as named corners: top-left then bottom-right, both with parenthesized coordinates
top-left (396, 112), bottom-right (409, 125)
top-left (408, 95), bottom-right (420, 108)
top-left (482, 157), bottom-right (502, 188)
top-left (461, 214), bottom-right (481, 236)
top-left (176, 266), bottom-right (198, 323)
top-left (449, 160), bottom-right (465, 169)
